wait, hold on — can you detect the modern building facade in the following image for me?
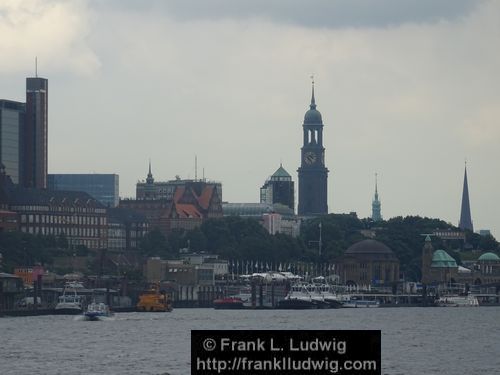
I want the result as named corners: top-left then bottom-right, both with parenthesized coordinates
top-left (0, 100), bottom-right (25, 184)
top-left (458, 163), bottom-right (473, 232)
top-left (48, 174), bottom-right (119, 207)
top-left (297, 81), bottom-right (329, 216)
top-left (24, 77), bottom-right (48, 189)
top-left (260, 164), bottom-right (294, 211)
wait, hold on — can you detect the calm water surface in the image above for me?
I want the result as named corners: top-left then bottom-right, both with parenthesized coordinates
top-left (1, 307), bottom-right (499, 375)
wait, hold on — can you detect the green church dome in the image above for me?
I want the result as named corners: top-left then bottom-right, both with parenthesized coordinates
top-left (304, 108), bottom-right (323, 125)
top-left (478, 252), bottom-right (500, 262)
top-left (431, 250), bottom-right (458, 268)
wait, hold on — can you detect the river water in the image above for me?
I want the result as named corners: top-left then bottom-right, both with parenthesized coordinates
top-left (1, 307), bottom-right (499, 375)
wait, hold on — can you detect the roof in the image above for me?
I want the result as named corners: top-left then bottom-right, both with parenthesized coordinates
top-left (478, 252), bottom-right (500, 262)
top-left (345, 239), bottom-right (393, 255)
top-left (431, 250), bottom-right (458, 268)
top-left (271, 165), bottom-right (291, 179)
top-left (6, 187), bottom-right (105, 208)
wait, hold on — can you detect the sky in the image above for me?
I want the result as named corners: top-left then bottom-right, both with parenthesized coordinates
top-left (1, 0), bottom-right (499, 238)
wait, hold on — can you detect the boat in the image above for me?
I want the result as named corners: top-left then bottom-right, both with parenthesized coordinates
top-left (213, 297), bottom-right (245, 309)
top-left (55, 283), bottom-right (83, 314)
top-left (83, 302), bottom-right (113, 321)
top-left (342, 297), bottom-right (380, 308)
top-left (436, 294), bottom-right (479, 307)
top-left (276, 283), bottom-right (330, 309)
top-left (136, 284), bottom-right (173, 312)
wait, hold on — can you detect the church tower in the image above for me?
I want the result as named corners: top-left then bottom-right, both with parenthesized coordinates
top-left (421, 235), bottom-right (434, 284)
top-left (298, 80), bottom-right (329, 216)
top-left (458, 163), bottom-right (473, 232)
top-left (371, 173), bottom-right (382, 222)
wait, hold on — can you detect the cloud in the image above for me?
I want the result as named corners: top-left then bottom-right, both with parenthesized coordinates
top-left (0, 0), bottom-right (100, 75)
top-left (94, 0), bottom-right (485, 29)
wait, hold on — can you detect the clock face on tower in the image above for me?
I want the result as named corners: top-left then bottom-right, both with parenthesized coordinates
top-left (304, 151), bottom-right (317, 165)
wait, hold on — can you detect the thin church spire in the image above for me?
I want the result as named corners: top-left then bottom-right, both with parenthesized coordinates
top-left (458, 162), bottom-right (473, 231)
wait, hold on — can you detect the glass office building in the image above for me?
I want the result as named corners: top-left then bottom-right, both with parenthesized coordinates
top-left (48, 174), bottom-right (119, 207)
top-left (0, 100), bottom-right (25, 184)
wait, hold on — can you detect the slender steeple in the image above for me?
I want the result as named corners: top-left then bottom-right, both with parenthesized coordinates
top-left (146, 159), bottom-right (154, 184)
top-left (458, 162), bottom-right (473, 232)
top-left (310, 77), bottom-right (316, 109)
top-left (371, 173), bottom-right (382, 222)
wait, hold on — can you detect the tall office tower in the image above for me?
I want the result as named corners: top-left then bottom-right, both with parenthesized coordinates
top-left (458, 163), bottom-right (473, 232)
top-left (24, 76), bottom-right (48, 188)
top-left (0, 100), bottom-right (25, 184)
top-left (371, 173), bottom-right (382, 222)
top-left (297, 81), bottom-right (329, 216)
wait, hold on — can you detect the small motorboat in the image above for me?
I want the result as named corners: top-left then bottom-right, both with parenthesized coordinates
top-left (83, 302), bottom-right (113, 321)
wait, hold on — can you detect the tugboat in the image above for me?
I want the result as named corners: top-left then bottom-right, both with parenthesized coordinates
top-left (136, 284), bottom-right (173, 312)
top-left (213, 296), bottom-right (245, 309)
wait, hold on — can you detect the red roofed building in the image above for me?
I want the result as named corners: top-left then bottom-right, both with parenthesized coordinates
top-left (121, 172), bottom-right (222, 236)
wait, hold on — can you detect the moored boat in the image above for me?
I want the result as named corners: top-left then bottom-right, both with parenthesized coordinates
top-left (213, 297), bottom-right (245, 309)
top-left (342, 298), bottom-right (380, 308)
top-left (136, 284), bottom-right (173, 312)
top-left (55, 283), bottom-right (83, 315)
top-left (436, 294), bottom-right (479, 307)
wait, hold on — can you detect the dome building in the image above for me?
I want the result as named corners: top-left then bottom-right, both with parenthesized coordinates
top-left (336, 239), bottom-right (400, 286)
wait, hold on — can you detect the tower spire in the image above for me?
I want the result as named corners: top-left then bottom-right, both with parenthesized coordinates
top-left (310, 75), bottom-right (316, 109)
top-left (146, 159), bottom-right (154, 184)
top-left (372, 172), bottom-right (382, 222)
top-left (458, 162), bottom-right (473, 231)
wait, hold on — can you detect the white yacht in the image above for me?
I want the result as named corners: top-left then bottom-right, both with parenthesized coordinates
top-left (55, 283), bottom-right (83, 314)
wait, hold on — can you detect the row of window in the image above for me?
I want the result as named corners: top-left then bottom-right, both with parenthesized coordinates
top-left (20, 214), bottom-right (106, 225)
top-left (11, 205), bottom-right (105, 214)
top-left (21, 225), bottom-right (102, 238)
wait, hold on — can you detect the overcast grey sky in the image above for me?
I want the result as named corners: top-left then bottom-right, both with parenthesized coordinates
top-left (1, 0), bottom-right (499, 237)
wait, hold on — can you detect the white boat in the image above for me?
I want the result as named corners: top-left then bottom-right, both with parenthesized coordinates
top-left (83, 302), bottom-right (113, 320)
top-left (436, 294), bottom-right (479, 307)
top-left (342, 297), bottom-right (380, 308)
top-left (55, 283), bottom-right (83, 314)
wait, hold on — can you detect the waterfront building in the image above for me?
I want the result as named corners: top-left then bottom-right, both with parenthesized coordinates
top-left (297, 80), bottom-right (329, 216)
top-left (371, 173), bottom-right (382, 222)
top-left (24, 77), bottom-right (48, 189)
top-left (0, 272), bottom-right (23, 310)
top-left (336, 239), bottom-right (400, 286)
top-left (1, 169), bottom-right (107, 249)
top-left (222, 202), bottom-right (300, 237)
top-left (48, 174), bottom-right (119, 207)
top-left (0, 100), bottom-right (25, 184)
top-left (136, 163), bottom-right (223, 202)
top-left (122, 178), bottom-right (223, 236)
top-left (107, 207), bottom-right (148, 250)
top-left (260, 164), bottom-right (294, 211)
top-left (458, 163), bottom-right (473, 232)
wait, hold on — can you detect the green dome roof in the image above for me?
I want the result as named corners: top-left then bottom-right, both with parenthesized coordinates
top-left (304, 108), bottom-right (323, 125)
top-left (431, 250), bottom-right (458, 268)
top-left (478, 252), bottom-right (500, 262)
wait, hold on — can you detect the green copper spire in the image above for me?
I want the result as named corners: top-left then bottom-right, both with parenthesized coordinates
top-left (372, 173), bottom-right (382, 222)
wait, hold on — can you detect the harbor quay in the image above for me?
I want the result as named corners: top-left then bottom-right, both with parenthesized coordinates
top-left (2, 269), bottom-right (500, 317)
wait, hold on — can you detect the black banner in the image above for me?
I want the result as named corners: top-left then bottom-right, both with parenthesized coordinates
top-left (192, 330), bottom-right (380, 374)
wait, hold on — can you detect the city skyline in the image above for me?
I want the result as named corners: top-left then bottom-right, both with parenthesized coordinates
top-left (1, 0), bottom-right (499, 237)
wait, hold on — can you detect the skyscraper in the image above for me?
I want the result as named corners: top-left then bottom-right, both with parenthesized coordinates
top-left (297, 81), bottom-right (329, 216)
top-left (458, 163), bottom-right (473, 232)
top-left (371, 173), bottom-right (382, 222)
top-left (24, 76), bottom-right (48, 188)
top-left (0, 100), bottom-right (25, 184)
